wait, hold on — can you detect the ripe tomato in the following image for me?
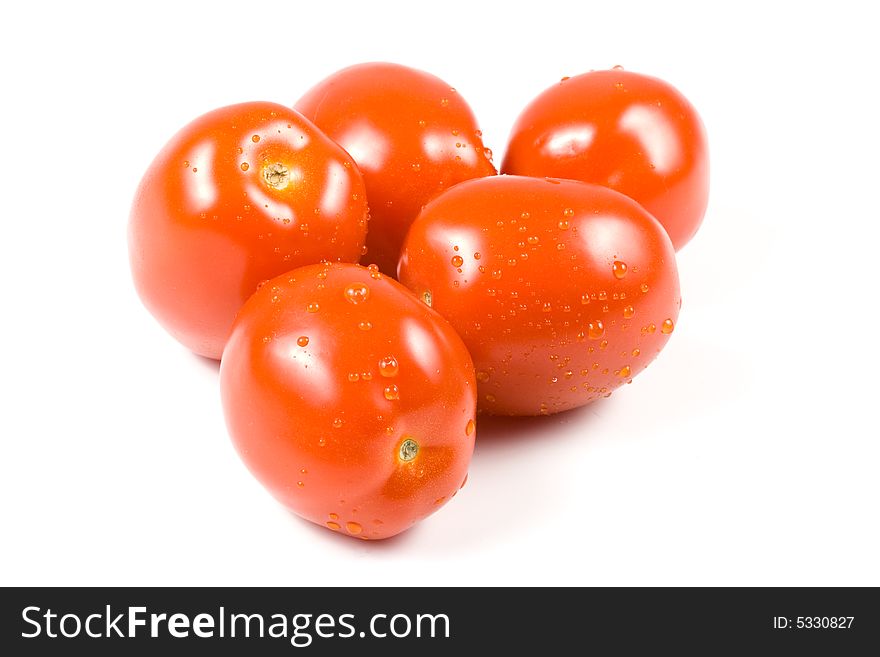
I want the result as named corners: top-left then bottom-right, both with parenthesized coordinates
top-left (220, 262), bottom-right (476, 539)
top-left (129, 102), bottom-right (368, 360)
top-left (295, 62), bottom-right (496, 276)
top-left (502, 68), bottom-right (708, 251)
top-left (398, 175), bottom-right (680, 416)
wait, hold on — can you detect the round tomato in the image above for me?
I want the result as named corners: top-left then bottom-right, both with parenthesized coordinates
top-left (129, 101), bottom-right (368, 360)
top-left (398, 175), bottom-right (681, 416)
top-left (220, 262), bottom-right (476, 539)
top-left (295, 62), bottom-right (496, 276)
top-left (501, 68), bottom-right (708, 251)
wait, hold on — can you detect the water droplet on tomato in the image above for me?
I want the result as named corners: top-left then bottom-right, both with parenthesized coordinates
top-left (384, 384), bottom-right (400, 400)
top-left (661, 318), bottom-right (675, 334)
top-left (358, 320), bottom-right (372, 331)
top-left (329, 513), bottom-right (338, 521)
top-left (347, 372), bottom-right (360, 382)
top-left (612, 261), bottom-right (628, 279)
top-left (307, 302), bottom-right (320, 313)
top-left (476, 370), bottom-right (490, 382)
top-left (563, 208), bottom-right (574, 218)
top-left (465, 419), bottom-right (476, 436)
top-left (641, 283), bottom-right (650, 293)
top-left (344, 283), bottom-right (370, 304)
top-left (558, 220), bottom-right (570, 230)
top-left (587, 320), bottom-right (605, 339)
top-left (451, 255), bottom-right (464, 267)
top-left (527, 235), bottom-right (539, 245)
top-left (332, 418), bottom-right (344, 429)
top-left (297, 336), bottom-right (309, 347)
top-left (240, 162), bottom-right (249, 171)
top-left (251, 134), bottom-right (260, 143)
top-left (378, 356), bottom-right (399, 378)
top-left (326, 521), bottom-right (340, 530)
top-left (346, 522), bottom-right (363, 535)
top-left (623, 305), bottom-right (635, 319)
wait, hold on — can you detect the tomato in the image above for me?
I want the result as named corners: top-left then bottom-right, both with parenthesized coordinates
top-left (295, 62), bottom-right (496, 276)
top-left (398, 175), bottom-right (680, 416)
top-left (219, 262), bottom-right (476, 539)
top-left (129, 102), bottom-right (368, 360)
top-left (501, 68), bottom-right (708, 251)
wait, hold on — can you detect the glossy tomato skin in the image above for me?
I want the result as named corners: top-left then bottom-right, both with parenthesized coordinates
top-left (398, 175), bottom-right (680, 416)
top-left (502, 69), bottom-right (708, 251)
top-left (220, 262), bottom-right (476, 540)
top-left (295, 62), bottom-right (496, 276)
top-left (129, 102), bottom-right (368, 360)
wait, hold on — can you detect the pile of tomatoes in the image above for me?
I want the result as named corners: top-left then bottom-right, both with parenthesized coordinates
top-left (129, 62), bottom-right (708, 540)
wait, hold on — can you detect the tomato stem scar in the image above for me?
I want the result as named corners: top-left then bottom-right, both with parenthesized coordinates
top-left (399, 438), bottom-right (419, 462)
top-left (263, 163), bottom-right (290, 190)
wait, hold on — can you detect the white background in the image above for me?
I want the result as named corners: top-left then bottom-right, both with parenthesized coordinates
top-left (2, 1), bottom-right (878, 586)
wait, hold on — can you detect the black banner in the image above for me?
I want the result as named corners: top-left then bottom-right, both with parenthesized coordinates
top-left (2, 587), bottom-right (877, 654)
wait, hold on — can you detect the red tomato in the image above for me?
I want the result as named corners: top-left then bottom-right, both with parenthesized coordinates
top-left (502, 68), bottom-right (709, 251)
top-left (220, 262), bottom-right (476, 539)
top-left (295, 62), bottom-right (496, 276)
top-left (129, 102), bottom-right (368, 360)
top-left (398, 175), bottom-right (681, 416)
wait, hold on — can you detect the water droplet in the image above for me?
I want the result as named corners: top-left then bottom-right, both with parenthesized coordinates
top-left (612, 261), bottom-right (628, 279)
top-left (465, 419), bottom-right (476, 436)
top-left (192, 167), bottom-right (198, 173)
top-left (661, 318), bottom-right (675, 334)
top-left (542, 302), bottom-right (552, 313)
top-left (326, 521), bottom-right (340, 530)
top-left (632, 348), bottom-right (641, 357)
top-left (527, 235), bottom-right (539, 245)
top-left (580, 293), bottom-right (590, 305)
top-left (619, 365), bottom-right (632, 378)
top-left (378, 356), bottom-right (399, 377)
top-left (422, 290), bottom-right (433, 307)
top-left (623, 305), bottom-right (635, 319)
top-left (451, 255), bottom-right (464, 267)
top-left (641, 283), bottom-right (650, 293)
top-left (318, 437), bottom-right (327, 447)
top-left (485, 393), bottom-right (496, 403)
top-left (491, 269), bottom-right (502, 280)
top-left (332, 418), bottom-right (344, 429)
top-left (483, 147), bottom-right (493, 161)
top-left (297, 481), bottom-right (304, 488)
top-left (476, 370), bottom-right (490, 382)
top-left (440, 98), bottom-right (449, 107)
top-left (329, 513), bottom-right (338, 520)
top-left (182, 160), bottom-right (189, 168)
top-left (297, 336), bottom-right (309, 347)
top-left (587, 320), bottom-right (605, 340)
top-left (399, 438), bottom-right (419, 461)
top-left (251, 134), bottom-right (260, 143)
top-left (240, 162), bottom-right (249, 171)
top-left (361, 372), bottom-right (373, 381)
top-left (558, 220), bottom-right (570, 230)
top-left (307, 302), bottom-right (320, 313)
top-left (344, 283), bottom-right (370, 304)
top-left (411, 163), bottom-right (421, 172)
top-left (556, 243), bottom-right (566, 251)
top-left (346, 521), bottom-right (363, 535)
top-left (612, 64), bottom-right (625, 70)
top-left (648, 323), bottom-right (657, 334)
top-left (563, 208), bottom-right (574, 218)
top-left (299, 223), bottom-right (309, 232)
top-left (384, 384), bottom-right (400, 400)
top-left (358, 320), bottom-right (372, 331)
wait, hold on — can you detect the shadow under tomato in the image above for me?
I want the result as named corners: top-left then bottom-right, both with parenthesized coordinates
top-left (190, 351), bottom-right (221, 373)
top-left (283, 508), bottom-right (425, 550)
top-left (473, 397), bottom-right (615, 452)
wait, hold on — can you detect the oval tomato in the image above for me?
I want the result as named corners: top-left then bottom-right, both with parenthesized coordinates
top-left (295, 62), bottom-right (496, 276)
top-left (129, 101), bottom-right (368, 360)
top-left (398, 175), bottom-right (681, 416)
top-left (220, 262), bottom-right (476, 539)
top-left (502, 68), bottom-right (709, 250)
